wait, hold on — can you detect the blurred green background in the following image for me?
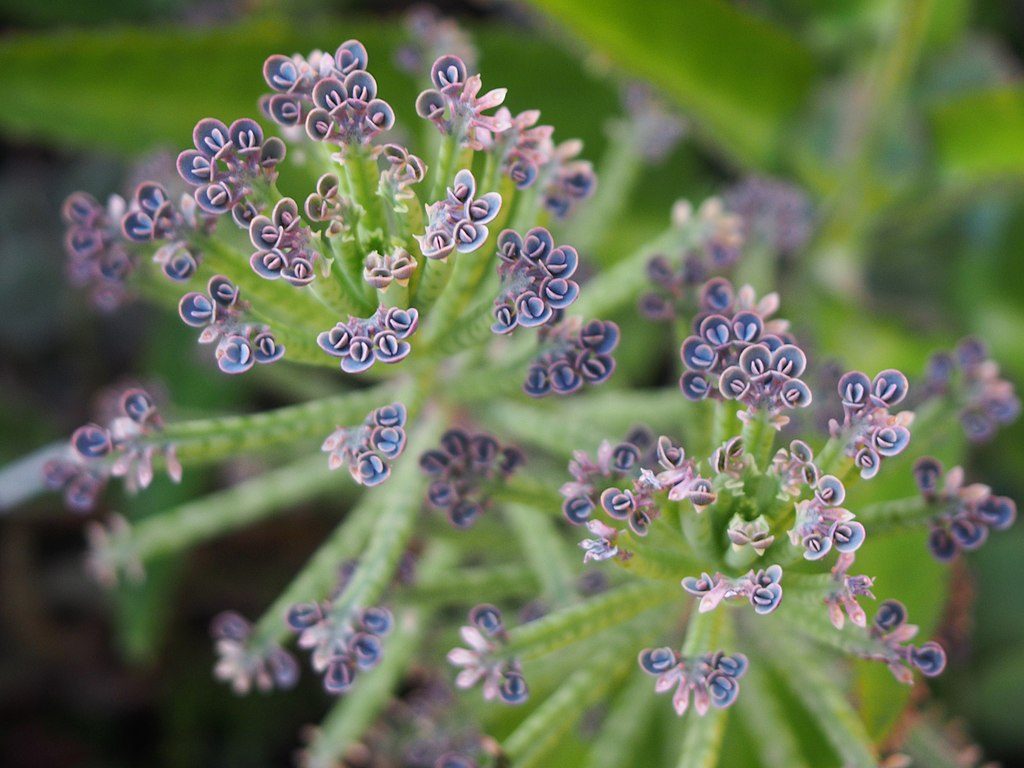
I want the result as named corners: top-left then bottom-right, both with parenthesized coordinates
top-left (1, 0), bottom-right (1023, 766)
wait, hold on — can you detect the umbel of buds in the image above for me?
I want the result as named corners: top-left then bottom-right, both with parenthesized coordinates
top-left (44, 387), bottom-right (179, 512)
top-left (322, 404), bottom-right (408, 486)
top-left (447, 605), bottom-right (529, 705)
top-left (420, 429), bottom-right (524, 528)
top-left (914, 457), bottom-right (1016, 561)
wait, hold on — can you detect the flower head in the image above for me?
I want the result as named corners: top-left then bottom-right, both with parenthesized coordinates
top-left (322, 404), bottom-right (408, 486)
top-left (638, 647), bottom-right (748, 716)
top-left (447, 605), bottom-right (529, 705)
top-left (179, 275), bottom-right (285, 374)
top-left (524, 318), bottom-right (620, 397)
top-left (416, 55), bottom-right (510, 150)
top-left (176, 117), bottom-right (285, 226)
top-left (914, 457), bottom-right (1016, 561)
top-left (211, 611), bottom-right (299, 695)
top-left (44, 386), bottom-right (179, 512)
top-left (420, 429), bottom-right (524, 528)
top-left (491, 227), bottom-right (580, 334)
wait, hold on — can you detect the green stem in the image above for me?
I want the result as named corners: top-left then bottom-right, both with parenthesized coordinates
top-left (249, 492), bottom-right (381, 650)
top-left (766, 637), bottom-right (878, 768)
top-left (502, 626), bottom-right (640, 768)
top-left (564, 122), bottom-right (645, 260)
top-left (321, 412), bottom-right (443, 629)
top-left (737, 662), bottom-right (811, 768)
top-left (573, 227), bottom-right (691, 319)
top-left (677, 611), bottom-right (729, 768)
top-left (503, 503), bottom-right (577, 608)
top-left (587, 668), bottom-right (660, 768)
top-left (401, 563), bottom-right (539, 604)
top-left (503, 581), bottom-right (678, 660)
top-left (300, 545), bottom-right (454, 768)
top-left (740, 411), bottom-right (776, 471)
top-left (856, 495), bottom-right (930, 533)
top-left (428, 134), bottom-right (460, 202)
top-left (125, 454), bottom-right (355, 565)
top-left (159, 382), bottom-right (403, 464)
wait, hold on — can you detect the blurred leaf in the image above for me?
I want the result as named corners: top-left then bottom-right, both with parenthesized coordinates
top-left (930, 87), bottom-right (1024, 180)
top-left (0, 19), bottom-right (618, 158)
top-left (527, 0), bottom-right (817, 168)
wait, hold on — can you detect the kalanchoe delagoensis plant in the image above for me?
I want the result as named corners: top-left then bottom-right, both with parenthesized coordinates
top-left (13, 15), bottom-right (1019, 768)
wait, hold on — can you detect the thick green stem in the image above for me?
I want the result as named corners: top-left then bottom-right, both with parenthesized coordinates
top-left (300, 545), bottom-right (454, 768)
top-left (740, 411), bottom-right (776, 471)
top-left (503, 503), bottom-right (577, 608)
top-left (502, 625), bottom-right (639, 768)
top-left (160, 382), bottom-right (404, 464)
top-left (573, 227), bottom-right (693, 319)
top-left (503, 581), bottom-right (678, 660)
top-left (124, 454), bottom-right (355, 565)
top-left (587, 668), bottom-right (660, 768)
top-left (401, 563), bottom-right (539, 604)
top-left (766, 636), bottom-right (878, 768)
top-left (322, 412), bottom-right (443, 629)
top-left (856, 495), bottom-right (930, 533)
top-left (428, 134), bottom-right (460, 202)
top-left (249, 492), bottom-right (381, 650)
top-left (565, 123), bottom-right (645, 260)
top-left (677, 611), bottom-right (729, 768)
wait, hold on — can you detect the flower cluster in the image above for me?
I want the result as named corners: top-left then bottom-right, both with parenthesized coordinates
top-left (416, 169), bottom-right (501, 261)
top-left (84, 513), bottom-right (143, 586)
top-left (287, 600), bottom-right (393, 695)
top-left (789, 473), bottom-right (865, 561)
top-left (620, 83), bottom-right (687, 163)
top-left (723, 176), bottom-right (813, 256)
top-left (830, 369), bottom-right (913, 479)
top-left (303, 67), bottom-right (395, 148)
top-left (122, 181), bottom-right (213, 281)
top-left (491, 227), bottom-right (580, 334)
top-left (61, 191), bottom-right (136, 310)
top-left (864, 600), bottom-right (947, 684)
top-left (568, 435), bottom-right (714, 559)
top-left (44, 387), bottom-right (179, 513)
top-left (541, 138), bottom-right (597, 219)
top-left (260, 39), bottom-right (371, 130)
top-left (914, 457), bottom-right (1016, 562)
top-left (179, 275), bottom-right (285, 374)
top-left (416, 55), bottom-right (509, 149)
top-left (924, 337), bottom-right (1020, 442)
top-left (678, 279), bottom-right (792, 402)
top-left (176, 117), bottom-right (285, 226)
top-left (248, 198), bottom-right (324, 285)
top-left (716, 341), bottom-right (813, 427)
top-left (363, 247), bottom-right (417, 290)
top-left (638, 647), bottom-right (748, 717)
top-left (303, 171), bottom-right (361, 237)
top-left (824, 555), bottom-right (875, 630)
top-left (681, 565), bottom-right (784, 615)
top-left (317, 306), bottom-right (419, 373)
top-left (447, 605), bottom-right (528, 705)
top-left (483, 108), bottom-right (555, 189)
top-left (559, 429), bottom-right (652, 521)
top-left (211, 611), bottom-right (299, 695)
top-left (523, 318), bottom-right (620, 397)
top-left (639, 200), bottom-right (746, 322)
top-left (321, 404), bottom-right (408, 486)
top-left (377, 144), bottom-right (428, 211)
top-left (419, 429), bottom-right (524, 529)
